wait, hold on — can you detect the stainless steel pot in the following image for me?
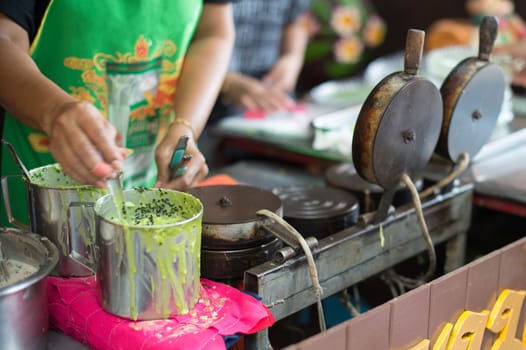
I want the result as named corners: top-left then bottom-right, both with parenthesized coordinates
top-left (94, 188), bottom-right (203, 321)
top-left (0, 227), bottom-right (59, 350)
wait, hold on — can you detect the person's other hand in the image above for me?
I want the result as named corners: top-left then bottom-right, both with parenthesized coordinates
top-left (262, 54), bottom-right (303, 93)
top-left (154, 124), bottom-right (209, 190)
top-left (222, 73), bottom-right (295, 113)
top-left (46, 100), bottom-right (123, 187)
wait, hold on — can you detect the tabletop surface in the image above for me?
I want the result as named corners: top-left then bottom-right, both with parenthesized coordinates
top-left (48, 331), bottom-right (88, 350)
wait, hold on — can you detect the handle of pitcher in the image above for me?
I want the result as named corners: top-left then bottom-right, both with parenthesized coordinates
top-left (1, 139), bottom-right (32, 230)
top-left (66, 201), bottom-right (98, 274)
top-left (1, 175), bottom-right (30, 230)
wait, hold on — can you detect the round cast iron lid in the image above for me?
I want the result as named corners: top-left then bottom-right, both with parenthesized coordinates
top-left (186, 185), bottom-right (282, 225)
top-left (273, 185), bottom-right (359, 220)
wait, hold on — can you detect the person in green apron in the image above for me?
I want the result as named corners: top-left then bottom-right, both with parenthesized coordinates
top-left (0, 0), bottom-right (236, 227)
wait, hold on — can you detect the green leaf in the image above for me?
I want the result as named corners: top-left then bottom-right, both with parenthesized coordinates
top-left (325, 61), bottom-right (360, 78)
top-left (318, 27), bottom-right (337, 37)
top-left (340, 0), bottom-right (360, 7)
top-left (310, 0), bottom-right (332, 23)
top-left (305, 41), bottom-right (333, 62)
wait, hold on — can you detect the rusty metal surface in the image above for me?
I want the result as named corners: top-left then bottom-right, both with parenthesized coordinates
top-left (436, 15), bottom-right (504, 162)
top-left (438, 64), bottom-right (505, 161)
top-left (352, 29), bottom-right (442, 190)
top-left (243, 182), bottom-right (474, 322)
top-left (371, 79), bottom-right (442, 189)
top-left (352, 72), bottom-right (405, 185)
top-left (273, 185), bottom-right (360, 240)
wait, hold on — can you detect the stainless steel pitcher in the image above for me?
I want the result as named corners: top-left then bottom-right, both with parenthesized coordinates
top-left (94, 188), bottom-right (203, 320)
top-left (1, 140), bottom-right (106, 276)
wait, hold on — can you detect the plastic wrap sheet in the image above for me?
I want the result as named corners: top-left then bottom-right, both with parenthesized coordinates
top-left (469, 135), bottom-right (526, 203)
top-left (471, 168), bottom-right (526, 203)
top-left (47, 276), bottom-right (274, 350)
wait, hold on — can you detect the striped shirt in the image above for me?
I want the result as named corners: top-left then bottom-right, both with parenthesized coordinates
top-left (229, 0), bottom-right (312, 77)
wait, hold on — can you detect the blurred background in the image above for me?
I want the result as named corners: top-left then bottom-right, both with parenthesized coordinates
top-left (298, 0), bottom-right (526, 92)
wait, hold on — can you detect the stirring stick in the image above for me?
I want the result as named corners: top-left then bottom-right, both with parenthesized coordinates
top-left (107, 172), bottom-right (126, 220)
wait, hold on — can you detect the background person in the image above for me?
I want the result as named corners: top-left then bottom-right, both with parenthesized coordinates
top-left (200, 0), bottom-right (313, 167)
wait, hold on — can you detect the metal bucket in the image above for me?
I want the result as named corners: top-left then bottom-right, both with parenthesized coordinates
top-left (1, 141), bottom-right (105, 276)
top-left (94, 188), bottom-right (203, 320)
top-left (0, 227), bottom-right (59, 350)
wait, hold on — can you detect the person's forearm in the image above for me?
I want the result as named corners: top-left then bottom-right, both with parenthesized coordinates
top-left (171, 4), bottom-right (235, 139)
top-left (280, 13), bottom-right (310, 68)
top-left (0, 17), bottom-right (77, 134)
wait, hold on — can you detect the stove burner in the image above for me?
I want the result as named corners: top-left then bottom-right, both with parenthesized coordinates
top-left (273, 185), bottom-right (359, 239)
top-left (201, 238), bottom-right (282, 280)
top-left (325, 163), bottom-right (424, 213)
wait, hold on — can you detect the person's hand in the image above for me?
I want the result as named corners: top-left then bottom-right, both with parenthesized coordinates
top-left (222, 73), bottom-right (295, 113)
top-left (0, 13), bottom-right (123, 186)
top-left (45, 100), bottom-right (124, 187)
top-left (494, 41), bottom-right (526, 87)
top-left (262, 54), bottom-right (303, 93)
top-left (154, 123), bottom-right (209, 190)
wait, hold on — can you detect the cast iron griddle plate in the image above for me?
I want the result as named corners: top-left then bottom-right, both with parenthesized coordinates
top-left (352, 29), bottom-right (443, 191)
top-left (441, 64), bottom-right (505, 161)
top-left (437, 17), bottom-right (505, 162)
top-left (187, 184), bottom-right (282, 224)
top-left (354, 77), bottom-right (443, 190)
top-left (372, 79), bottom-right (442, 188)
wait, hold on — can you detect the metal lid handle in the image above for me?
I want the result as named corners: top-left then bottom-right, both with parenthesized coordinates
top-left (404, 29), bottom-right (425, 76)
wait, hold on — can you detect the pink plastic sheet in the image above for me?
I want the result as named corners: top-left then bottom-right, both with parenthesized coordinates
top-left (47, 276), bottom-right (274, 350)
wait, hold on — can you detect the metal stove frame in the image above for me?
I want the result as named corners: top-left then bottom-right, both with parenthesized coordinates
top-left (243, 181), bottom-right (474, 349)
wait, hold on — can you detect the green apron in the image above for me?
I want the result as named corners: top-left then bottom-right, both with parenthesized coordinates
top-left (1, 0), bottom-right (202, 227)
